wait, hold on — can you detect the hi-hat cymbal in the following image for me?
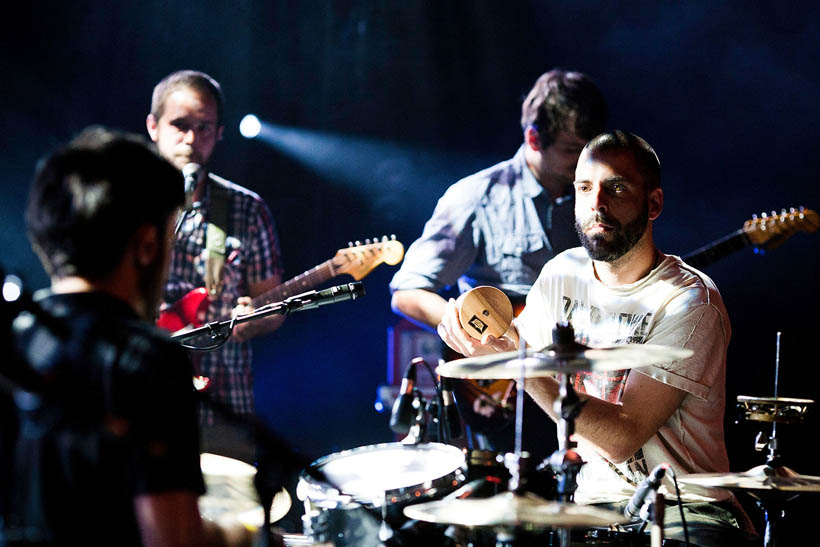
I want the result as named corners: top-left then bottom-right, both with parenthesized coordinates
top-left (199, 453), bottom-right (292, 527)
top-left (679, 464), bottom-right (820, 493)
top-left (436, 344), bottom-right (693, 380)
top-left (403, 491), bottom-right (627, 528)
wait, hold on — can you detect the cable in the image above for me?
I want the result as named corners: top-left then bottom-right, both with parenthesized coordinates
top-left (667, 466), bottom-right (690, 546)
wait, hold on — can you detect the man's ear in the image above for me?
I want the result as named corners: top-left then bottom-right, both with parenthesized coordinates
top-left (648, 188), bottom-right (664, 221)
top-left (146, 114), bottom-right (159, 142)
top-left (132, 224), bottom-right (160, 268)
top-left (217, 125), bottom-right (224, 142)
top-left (524, 125), bottom-right (541, 151)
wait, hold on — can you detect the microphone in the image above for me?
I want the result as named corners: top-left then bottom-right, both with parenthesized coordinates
top-left (390, 358), bottom-right (419, 434)
top-left (440, 376), bottom-right (463, 440)
top-left (181, 163), bottom-right (203, 206)
top-left (624, 463), bottom-right (669, 522)
top-left (284, 282), bottom-right (365, 312)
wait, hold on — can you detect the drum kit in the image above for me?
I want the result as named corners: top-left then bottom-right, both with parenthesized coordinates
top-left (201, 325), bottom-right (817, 547)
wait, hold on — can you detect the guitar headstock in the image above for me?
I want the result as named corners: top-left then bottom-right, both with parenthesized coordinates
top-left (333, 235), bottom-right (405, 280)
top-left (743, 207), bottom-right (819, 250)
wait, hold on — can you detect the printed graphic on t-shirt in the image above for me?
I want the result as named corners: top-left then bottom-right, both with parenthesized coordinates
top-left (561, 296), bottom-right (653, 404)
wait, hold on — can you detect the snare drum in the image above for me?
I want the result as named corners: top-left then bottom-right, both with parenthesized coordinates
top-left (297, 442), bottom-right (466, 545)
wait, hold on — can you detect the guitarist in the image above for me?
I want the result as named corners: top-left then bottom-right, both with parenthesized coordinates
top-left (147, 70), bottom-right (285, 461)
top-left (389, 69), bottom-right (608, 462)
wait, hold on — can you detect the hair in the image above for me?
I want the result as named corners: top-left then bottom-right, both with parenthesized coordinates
top-left (26, 126), bottom-right (185, 280)
top-left (150, 70), bottom-right (224, 126)
top-left (520, 69), bottom-right (608, 148)
top-left (583, 130), bottom-right (662, 191)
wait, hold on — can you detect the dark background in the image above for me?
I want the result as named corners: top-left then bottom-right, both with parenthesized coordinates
top-left (3, 1), bottom-right (819, 539)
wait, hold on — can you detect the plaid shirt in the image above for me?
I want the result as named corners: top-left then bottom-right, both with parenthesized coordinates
top-left (163, 173), bottom-right (282, 423)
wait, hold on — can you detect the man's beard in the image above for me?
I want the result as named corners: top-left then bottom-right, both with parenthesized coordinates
top-left (575, 202), bottom-right (649, 262)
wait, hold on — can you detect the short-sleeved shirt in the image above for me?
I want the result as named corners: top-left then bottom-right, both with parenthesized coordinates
top-left (515, 248), bottom-right (733, 504)
top-left (163, 173), bottom-right (283, 421)
top-left (3, 292), bottom-right (205, 546)
top-left (389, 146), bottom-right (578, 299)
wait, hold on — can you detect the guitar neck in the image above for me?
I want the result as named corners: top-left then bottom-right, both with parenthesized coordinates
top-left (251, 259), bottom-right (338, 308)
top-left (681, 228), bottom-right (750, 270)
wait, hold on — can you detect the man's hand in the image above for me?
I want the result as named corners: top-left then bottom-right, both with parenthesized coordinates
top-left (229, 296), bottom-right (285, 343)
top-left (437, 297), bottom-right (516, 357)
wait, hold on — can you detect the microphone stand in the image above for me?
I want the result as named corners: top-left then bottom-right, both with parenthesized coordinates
top-left (171, 300), bottom-right (289, 344)
top-left (172, 283), bottom-right (364, 346)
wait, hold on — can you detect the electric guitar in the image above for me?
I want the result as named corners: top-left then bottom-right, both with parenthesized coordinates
top-left (157, 236), bottom-right (404, 334)
top-left (453, 207), bottom-right (818, 433)
top-left (681, 206), bottom-right (818, 269)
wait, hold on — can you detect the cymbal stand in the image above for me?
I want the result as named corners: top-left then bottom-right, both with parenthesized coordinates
top-left (545, 324), bottom-right (588, 547)
top-left (740, 332), bottom-right (799, 547)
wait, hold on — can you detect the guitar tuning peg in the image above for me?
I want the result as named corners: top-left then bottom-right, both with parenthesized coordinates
top-left (365, 239), bottom-right (371, 244)
top-left (390, 234), bottom-right (396, 240)
top-left (752, 213), bottom-right (759, 220)
top-left (760, 212), bottom-right (768, 218)
top-left (355, 240), bottom-right (361, 246)
top-left (771, 210), bottom-right (777, 218)
top-left (372, 236), bottom-right (378, 243)
top-left (348, 241), bottom-right (354, 247)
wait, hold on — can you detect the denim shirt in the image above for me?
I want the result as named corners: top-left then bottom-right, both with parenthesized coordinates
top-left (390, 146), bottom-right (578, 299)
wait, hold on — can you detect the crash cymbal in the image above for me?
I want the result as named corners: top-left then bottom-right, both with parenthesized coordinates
top-left (403, 491), bottom-right (627, 528)
top-left (736, 395), bottom-right (814, 424)
top-left (436, 344), bottom-right (693, 380)
top-left (199, 453), bottom-right (292, 527)
top-left (679, 464), bottom-right (820, 493)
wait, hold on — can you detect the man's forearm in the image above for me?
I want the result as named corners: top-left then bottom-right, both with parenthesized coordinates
top-left (391, 288), bottom-right (448, 330)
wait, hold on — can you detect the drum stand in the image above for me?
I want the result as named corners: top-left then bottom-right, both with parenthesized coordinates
top-left (734, 332), bottom-right (815, 547)
top-left (501, 323), bottom-right (588, 547)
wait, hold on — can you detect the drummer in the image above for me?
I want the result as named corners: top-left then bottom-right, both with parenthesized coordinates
top-left (437, 131), bottom-right (757, 546)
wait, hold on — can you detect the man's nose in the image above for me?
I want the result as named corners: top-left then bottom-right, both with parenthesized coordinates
top-left (589, 185), bottom-right (609, 212)
top-left (182, 128), bottom-right (196, 144)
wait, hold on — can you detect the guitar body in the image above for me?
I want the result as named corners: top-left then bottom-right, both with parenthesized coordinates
top-left (157, 287), bottom-right (209, 332)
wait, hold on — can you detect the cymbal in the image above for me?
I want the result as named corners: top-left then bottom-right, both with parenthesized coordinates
top-left (679, 464), bottom-right (820, 493)
top-left (436, 344), bottom-right (694, 380)
top-left (736, 395), bottom-right (814, 423)
top-left (403, 491), bottom-right (627, 528)
top-left (199, 453), bottom-right (292, 527)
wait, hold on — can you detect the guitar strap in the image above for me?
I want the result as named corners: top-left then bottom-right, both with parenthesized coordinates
top-left (205, 180), bottom-right (230, 300)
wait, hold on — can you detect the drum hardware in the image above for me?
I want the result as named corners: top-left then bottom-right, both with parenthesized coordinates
top-left (419, 323), bottom-right (645, 546)
top-left (681, 331), bottom-right (818, 547)
top-left (297, 442), bottom-right (467, 546)
top-left (390, 357), bottom-right (462, 445)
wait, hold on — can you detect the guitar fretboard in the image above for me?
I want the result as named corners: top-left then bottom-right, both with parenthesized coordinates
top-left (681, 229), bottom-right (749, 270)
top-left (252, 260), bottom-right (336, 308)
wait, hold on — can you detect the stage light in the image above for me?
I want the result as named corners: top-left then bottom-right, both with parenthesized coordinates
top-left (239, 114), bottom-right (261, 138)
top-left (2, 274), bottom-right (23, 302)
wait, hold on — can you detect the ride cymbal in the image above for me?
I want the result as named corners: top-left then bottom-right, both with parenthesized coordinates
top-left (436, 344), bottom-right (693, 380)
top-left (403, 491), bottom-right (627, 528)
top-left (679, 464), bottom-right (820, 493)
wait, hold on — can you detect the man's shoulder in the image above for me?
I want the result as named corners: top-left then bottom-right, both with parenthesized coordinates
top-left (208, 172), bottom-right (264, 203)
top-left (443, 152), bottom-right (525, 204)
top-left (547, 247), bottom-right (590, 270)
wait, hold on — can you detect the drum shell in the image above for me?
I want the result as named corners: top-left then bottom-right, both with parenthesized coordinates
top-left (297, 442), bottom-right (466, 544)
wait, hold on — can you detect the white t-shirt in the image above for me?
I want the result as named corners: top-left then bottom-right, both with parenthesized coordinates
top-left (515, 248), bottom-right (732, 504)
